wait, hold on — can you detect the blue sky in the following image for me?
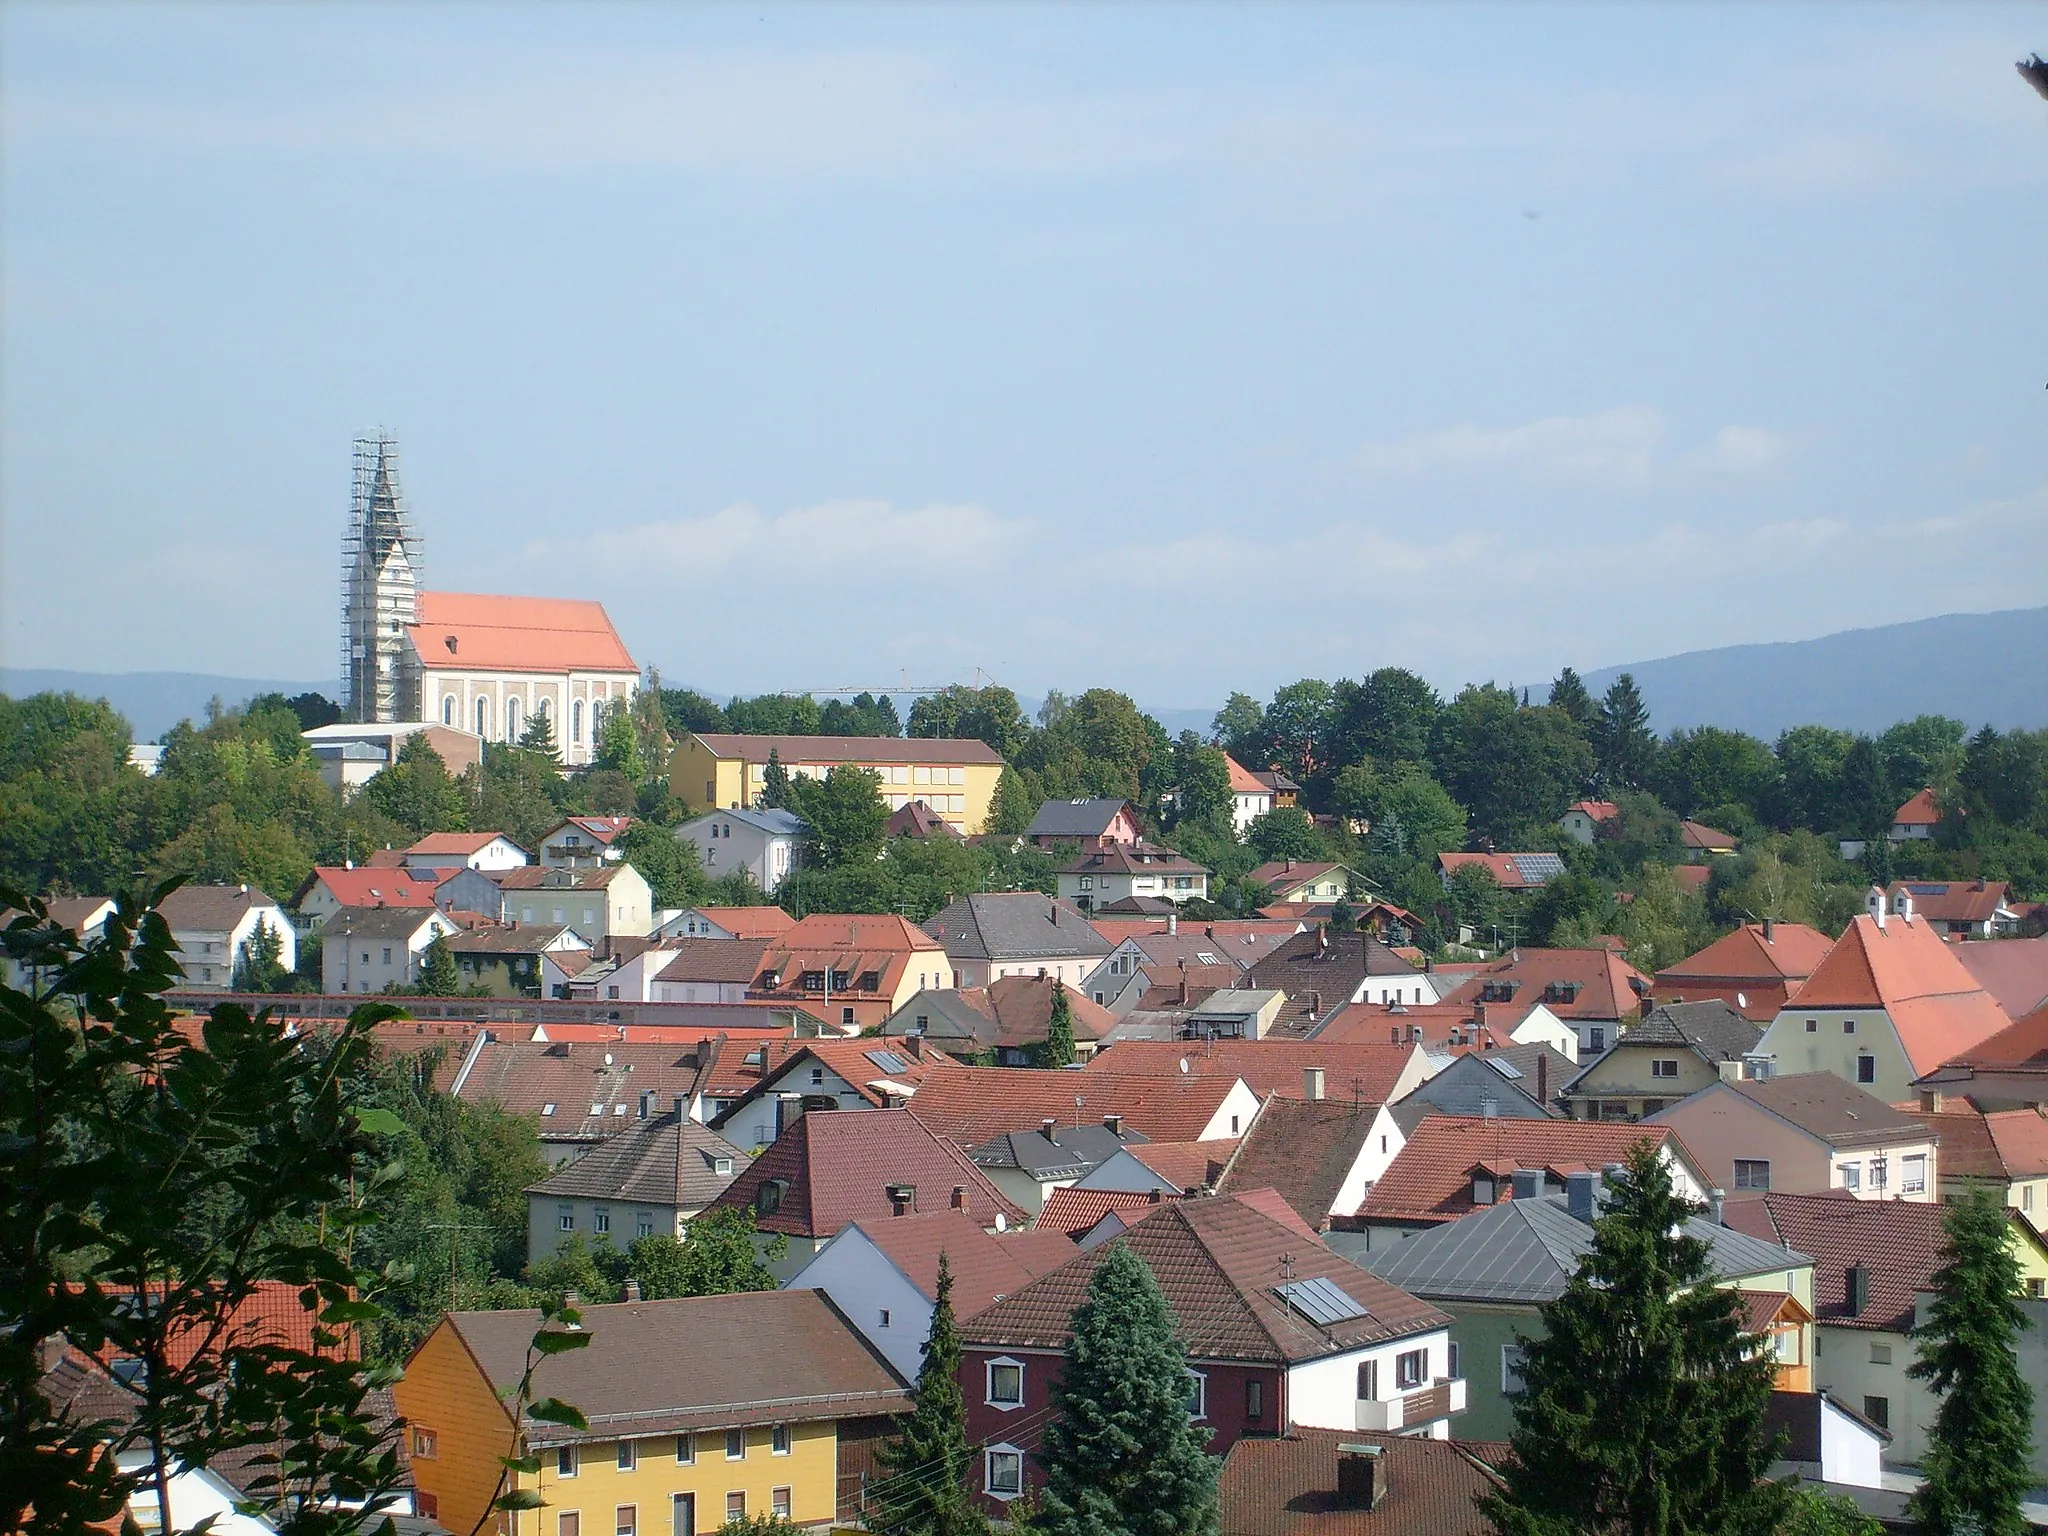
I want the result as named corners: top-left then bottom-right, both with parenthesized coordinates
top-left (4, 3), bottom-right (2044, 710)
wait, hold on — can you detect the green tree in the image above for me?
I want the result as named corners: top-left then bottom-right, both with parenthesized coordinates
top-left (987, 766), bottom-right (1041, 836)
top-left (1037, 1242), bottom-right (1219, 1536)
top-left (466, 742), bottom-right (570, 850)
top-left (790, 765), bottom-right (890, 870)
top-left (0, 692), bottom-right (148, 895)
top-left (1907, 1189), bottom-right (2034, 1536)
top-left (362, 730), bottom-right (467, 837)
top-left (762, 747), bottom-right (794, 810)
top-left (1260, 679), bottom-right (1336, 785)
top-left (1432, 686), bottom-right (1592, 844)
top-left (909, 685), bottom-right (1029, 759)
top-left (660, 687), bottom-right (729, 736)
top-left (1878, 715), bottom-right (1967, 800)
top-left (1547, 668), bottom-right (1597, 731)
top-left (1656, 727), bottom-right (1779, 819)
top-left (872, 1253), bottom-right (987, 1536)
top-left (1445, 861), bottom-right (1503, 938)
top-left (519, 708), bottom-right (561, 760)
top-left (418, 933), bottom-right (461, 996)
top-left (1478, 1142), bottom-right (1790, 1536)
top-left (615, 822), bottom-right (710, 909)
top-left (1330, 667), bottom-right (1442, 769)
top-left (1211, 692), bottom-right (1266, 764)
top-left (0, 890), bottom-right (417, 1535)
top-left (1591, 674), bottom-right (1656, 792)
top-left (231, 914), bottom-right (290, 992)
top-left (1781, 1490), bottom-right (1881, 1536)
top-left (1247, 806), bottom-right (1322, 863)
top-left (1373, 770), bottom-right (1469, 861)
top-left (1170, 732), bottom-right (1234, 839)
top-left (594, 704), bottom-right (648, 782)
top-left (1771, 726), bottom-right (1857, 833)
top-left (626, 1206), bottom-right (784, 1298)
top-left (1043, 980), bottom-right (1077, 1068)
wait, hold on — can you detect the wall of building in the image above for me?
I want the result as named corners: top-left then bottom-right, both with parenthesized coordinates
top-left (528, 1195), bottom-right (684, 1265)
top-left (1565, 1047), bottom-right (1727, 1120)
top-left (668, 743), bottom-right (1001, 834)
top-left (517, 1419), bottom-right (838, 1536)
top-left (1284, 1330), bottom-right (1456, 1436)
top-left (1753, 1009), bottom-right (1921, 1106)
top-left (1646, 1092), bottom-right (1835, 1196)
top-left (420, 668), bottom-right (636, 769)
top-left (783, 1233), bottom-right (933, 1382)
top-left (321, 918), bottom-right (450, 993)
top-left (393, 1323), bottom-right (521, 1536)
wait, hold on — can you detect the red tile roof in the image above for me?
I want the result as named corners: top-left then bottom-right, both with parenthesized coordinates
top-left (1435, 947), bottom-right (1652, 1026)
top-left (1886, 880), bottom-right (2015, 926)
top-left (1679, 820), bottom-right (1738, 852)
top-left (690, 906), bottom-right (798, 938)
top-left (1720, 1191), bottom-right (1945, 1332)
top-left (1952, 938), bottom-right (2048, 1021)
top-left (1436, 852), bottom-right (1556, 891)
top-left (408, 831), bottom-right (521, 857)
top-left (1358, 1115), bottom-right (1683, 1226)
top-left (963, 1193), bottom-right (1449, 1362)
top-left (1247, 861), bottom-right (1350, 892)
top-left (296, 867), bottom-right (444, 908)
top-left (962, 975), bottom-right (1119, 1049)
top-left (1217, 1429), bottom-right (1504, 1536)
top-left (1906, 1102), bottom-right (2048, 1180)
top-left (1122, 1140), bottom-right (1228, 1191)
top-left (1934, 997), bottom-right (2048, 1071)
top-left (454, 1037), bottom-right (723, 1133)
top-left (906, 1061), bottom-right (1246, 1146)
top-left (1656, 922), bottom-right (1835, 1020)
top-left (838, 1209), bottom-right (1076, 1316)
top-left (1037, 1186), bottom-right (1177, 1239)
top-left (1893, 789), bottom-right (1942, 827)
top-left (1225, 756), bottom-right (1269, 795)
top-left (1215, 1098), bottom-right (1382, 1227)
top-left (1087, 1039), bottom-right (1415, 1104)
top-left (408, 590), bottom-right (638, 676)
top-left (1786, 913), bottom-right (2012, 1073)
top-left (1566, 800), bottom-right (1619, 823)
top-left (1671, 865), bottom-right (1712, 896)
top-left (707, 1108), bottom-right (1024, 1237)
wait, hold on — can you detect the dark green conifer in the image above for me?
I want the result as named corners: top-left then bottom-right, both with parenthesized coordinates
top-left (873, 1254), bottom-right (987, 1536)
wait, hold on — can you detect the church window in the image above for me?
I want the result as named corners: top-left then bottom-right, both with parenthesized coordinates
top-left (507, 697), bottom-right (522, 740)
top-left (476, 697), bottom-right (490, 738)
top-left (572, 700), bottom-right (584, 745)
top-left (442, 695), bottom-right (456, 725)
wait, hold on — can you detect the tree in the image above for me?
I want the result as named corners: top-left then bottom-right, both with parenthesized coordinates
top-left (615, 822), bottom-right (710, 909)
top-left (872, 1253), bottom-right (987, 1536)
top-left (231, 914), bottom-right (289, 992)
top-left (1043, 981), bottom-right (1077, 1068)
top-left (1246, 806), bottom-right (1321, 863)
top-left (1478, 1142), bottom-right (1790, 1536)
top-left (1907, 1188), bottom-right (2033, 1536)
top-left (594, 705), bottom-right (647, 782)
top-left (1374, 770), bottom-right (1468, 861)
top-left (362, 730), bottom-right (467, 836)
top-left (1260, 679), bottom-right (1336, 785)
top-left (659, 687), bottom-right (729, 736)
top-left (987, 766), bottom-right (1040, 836)
top-left (1211, 692), bottom-right (1266, 764)
top-left (518, 707), bottom-right (560, 761)
top-left (1432, 687), bottom-right (1592, 844)
top-left (909, 686), bottom-right (1028, 760)
top-left (1037, 1242), bottom-right (1218, 1536)
top-left (1547, 668), bottom-right (1597, 731)
top-left (762, 748), bottom-right (794, 810)
top-left (626, 1206), bottom-right (784, 1298)
top-left (0, 889), bottom-right (417, 1535)
top-left (1780, 1490), bottom-right (1881, 1536)
top-left (790, 765), bottom-right (889, 870)
top-left (1170, 732), bottom-right (1234, 839)
top-left (1591, 674), bottom-right (1656, 792)
top-left (418, 933), bottom-right (460, 996)
top-left (1330, 668), bottom-right (1441, 769)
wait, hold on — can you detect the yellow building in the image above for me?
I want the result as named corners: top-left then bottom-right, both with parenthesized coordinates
top-left (393, 1291), bottom-right (911, 1536)
top-left (669, 733), bottom-right (1007, 835)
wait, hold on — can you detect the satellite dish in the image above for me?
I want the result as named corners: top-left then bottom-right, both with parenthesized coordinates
top-left (1736, 993), bottom-right (1748, 1010)
top-left (1179, 1058), bottom-right (1190, 1075)
top-left (603, 1052), bottom-right (614, 1066)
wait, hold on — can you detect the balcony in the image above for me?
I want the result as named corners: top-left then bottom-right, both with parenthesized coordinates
top-left (1355, 1376), bottom-right (1466, 1432)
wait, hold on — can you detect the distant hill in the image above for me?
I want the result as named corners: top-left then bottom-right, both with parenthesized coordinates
top-left (0, 669), bottom-right (336, 742)
top-left (1583, 607), bottom-right (2048, 739)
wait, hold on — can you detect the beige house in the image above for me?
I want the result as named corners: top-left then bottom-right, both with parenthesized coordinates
top-left (1907, 1096), bottom-right (2048, 1231)
top-left (495, 863), bottom-right (654, 941)
top-left (1559, 1000), bottom-right (1760, 1121)
top-left (524, 1099), bottom-right (751, 1264)
top-left (1648, 1073), bottom-right (1938, 1201)
top-left (670, 732), bottom-right (1006, 834)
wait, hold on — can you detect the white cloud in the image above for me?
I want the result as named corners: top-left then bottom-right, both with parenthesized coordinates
top-left (1688, 425), bottom-right (1790, 475)
top-left (1355, 407), bottom-right (1666, 488)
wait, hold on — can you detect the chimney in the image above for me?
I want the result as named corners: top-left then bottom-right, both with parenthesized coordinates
top-left (1762, 917), bottom-right (1776, 943)
top-left (1566, 1170), bottom-right (1600, 1224)
top-left (673, 1094), bottom-right (686, 1120)
top-left (1303, 1067), bottom-right (1326, 1102)
top-left (623, 1277), bottom-right (642, 1302)
top-left (639, 1090), bottom-right (654, 1120)
top-left (1335, 1444), bottom-right (1388, 1511)
top-left (950, 1185), bottom-right (966, 1210)
top-left (1316, 925), bottom-right (1329, 956)
top-left (1845, 1264), bottom-right (1870, 1318)
top-left (888, 1184), bottom-right (917, 1217)
top-left (1510, 1168), bottom-right (1543, 1200)
top-left (1168, 911), bottom-right (1178, 936)
top-left (1311, 990), bottom-right (1324, 1019)
top-left (1867, 886), bottom-right (1887, 929)
top-left (1148, 1186), bottom-right (1163, 1203)
top-left (905, 1033), bottom-right (922, 1060)
top-left (1050, 898), bottom-right (1058, 924)
top-left (1536, 1052), bottom-right (1549, 1106)
top-left (1707, 1187), bottom-right (1725, 1226)
top-left (1103, 1114), bottom-right (1123, 1137)
top-left (1896, 890), bottom-right (1914, 924)
top-left (1042, 1117), bottom-right (1059, 1142)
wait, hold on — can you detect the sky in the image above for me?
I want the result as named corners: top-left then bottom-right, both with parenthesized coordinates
top-left (3, 3), bottom-right (2045, 712)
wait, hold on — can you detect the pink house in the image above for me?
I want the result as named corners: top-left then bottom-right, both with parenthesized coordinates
top-left (1023, 798), bottom-right (1143, 850)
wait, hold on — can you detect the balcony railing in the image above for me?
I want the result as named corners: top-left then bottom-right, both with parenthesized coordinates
top-left (1354, 1376), bottom-right (1466, 1432)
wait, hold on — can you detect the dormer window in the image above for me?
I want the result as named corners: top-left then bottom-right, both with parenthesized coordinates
top-left (1480, 981), bottom-right (1517, 1003)
top-left (1472, 1175), bottom-right (1497, 1205)
top-left (757, 1179), bottom-right (787, 1217)
top-left (800, 970), bottom-right (826, 992)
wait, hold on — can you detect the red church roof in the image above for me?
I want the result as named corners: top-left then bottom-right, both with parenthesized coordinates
top-left (409, 591), bottom-right (638, 675)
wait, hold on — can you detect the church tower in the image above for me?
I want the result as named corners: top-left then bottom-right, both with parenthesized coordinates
top-left (339, 433), bottom-right (422, 723)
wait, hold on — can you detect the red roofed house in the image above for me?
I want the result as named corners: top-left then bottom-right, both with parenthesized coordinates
top-left (1558, 800), bottom-right (1619, 844)
top-left (960, 1191), bottom-right (1461, 1510)
top-left (708, 1107), bottom-right (1027, 1279)
top-left (905, 1061), bottom-right (1261, 1147)
top-left (407, 591), bottom-right (641, 769)
top-left (749, 913), bottom-right (956, 1033)
top-left (1905, 1094), bottom-right (2048, 1229)
top-left (1433, 947), bottom-right (1653, 1058)
top-left (709, 1036), bottom-right (952, 1149)
top-left (1246, 861), bottom-right (1361, 908)
top-left (537, 815), bottom-right (633, 868)
top-left (1225, 756), bottom-right (1301, 835)
top-left (1888, 788), bottom-right (1942, 843)
top-left (1953, 936), bottom-right (2048, 1021)
top-left (1216, 1430), bottom-right (1504, 1536)
top-left (292, 865), bottom-right (443, 934)
top-left (1037, 1185), bottom-right (1184, 1242)
top-left (1884, 879), bottom-right (2021, 940)
top-left (1086, 1038), bottom-right (1432, 1107)
top-left (1057, 841), bottom-right (1212, 913)
top-left (1752, 889), bottom-right (2015, 1105)
top-left (496, 863), bottom-right (655, 943)
top-left (1655, 919), bottom-right (1836, 1022)
top-left (402, 831), bottom-right (531, 875)
top-left (655, 904), bottom-right (800, 942)
top-left (1351, 1114), bottom-right (1706, 1253)
top-left (1436, 851), bottom-right (1567, 894)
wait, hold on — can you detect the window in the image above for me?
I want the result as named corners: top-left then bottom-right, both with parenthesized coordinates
top-left (986, 1359), bottom-right (1024, 1407)
top-left (1650, 1059), bottom-right (1680, 1079)
top-left (2029, 1185), bottom-right (2038, 1212)
top-left (879, 1309), bottom-right (891, 1329)
top-left (985, 1448), bottom-right (1024, 1499)
top-left (1863, 1396), bottom-right (1890, 1430)
top-left (1844, 1019), bottom-right (1857, 1035)
top-left (1868, 1157), bottom-right (1888, 1191)
top-left (1588, 1028), bottom-right (1606, 1054)
top-left (1185, 1372), bottom-right (1206, 1419)
top-left (476, 697), bottom-right (490, 737)
top-left (637, 1212), bottom-right (655, 1238)
top-left (1471, 1176), bottom-right (1496, 1206)
top-left (757, 1181), bottom-right (783, 1217)
top-left (616, 1507), bottom-right (636, 1536)
top-left (1840, 1161), bottom-right (1862, 1191)
top-left (381, 947), bottom-right (393, 965)
top-left (770, 1489), bottom-right (791, 1521)
top-left (508, 697), bottom-right (522, 740)
top-left (1502, 1345), bottom-right (1529, 1395)
top-left (1356, 1360), bottom-right (1379, 1401)
top-left (842, 1007), bottom-right (855, 1027)
top-left (1734, 1160), bottom-right (1771, 1191)
top-left (2030, 1279), bottom-right (2045, 1300)
top-left (675, 1434), bottom-right (694, 1464)
top-left (557, 1445), bottom-right (578, 1477)
top-left (800, 970), bottom-right (825, 991)
top-left (1448, 1341), bottom-right (1461, 1379)
top-left (557, 1513), bottom-right (577, 1536)
top-left (725, 1495), bottom-right (745, 1522)
top-left (572, 700), bottom-right (584, 744)
top-left (410, 1427), bottom-right (438, 1459)
top-left (442, 696), bottom-right (457, 725)
top-left (617, 1440), bottom-right (635, 1471)
top-left (1383, 1348), bottom-right (1424, 1393)
top-left (593, 1206), bottom-right (611, 1234)
top-left (809, 1068), bottom-right (825, 1086)
top-left (1856, 1054), bottom-right (1876, 1085)
top-left (1869, 1343), bottom-right (1891, 1365)
top-left (1079, 876), bottom-right (1093, 891)
top-left (1245, 1379), bottom-right (1263, 1420)
top-left (725, 1429), bottom-right (745, 1461)
top-left (772, 1424), bottom-right (791, 1456)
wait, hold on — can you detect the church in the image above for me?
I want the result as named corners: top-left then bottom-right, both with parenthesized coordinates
top-left (339, 435), bottom-right (639, 768)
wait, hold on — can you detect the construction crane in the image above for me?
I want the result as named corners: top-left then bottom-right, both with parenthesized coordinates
top-left (777, 667), bottom-right (1004, 699)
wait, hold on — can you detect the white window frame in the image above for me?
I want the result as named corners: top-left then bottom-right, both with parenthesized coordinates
top-left (771, 1424), bottom-right (791, 1456)
top-left (1650, 1059), bottom-right (1679, 1079)
top-left (1186, 1370), bottom-right (1206, 1420)
top-left (616, 1440), bottom-right (635, 1472)
top-left (984, 1445), bottom-right (1025, 1500)
top-left (1733, 1159), bottom-right (1771, 1191)
top-left (985, 1357), bottom-right (1025, 1409)
top-left (1395, 1348), bottom-right (1428, 1391)
top-left (725, 1429), bottom-right (745, 1461)
top-left (556, 1445), bottom-right (577, 1477)
top-left (1840, 1161), bottom-right (1862, 1191)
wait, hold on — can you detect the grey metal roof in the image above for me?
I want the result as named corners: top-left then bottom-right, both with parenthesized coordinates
top-left (1397, 1053), bottom-right (1559, 1120)
top-left (1360, 1194), bottom-right (1810, 1305)
top-left (879, 989), bottom-right (999, 1046)
top-left (1561, 999), bottom-right (1764, 1096)
top-left (681, 806), bottom-right (804, 837)
top-left (527, 1112), bottom-right (752, 1207)
top-left (970, 1121), bottom-right (1150, 1179)
top-left (1024, 799), bottom-right (1132, 839)
top-left (315, 904), bottom-right (448, 943)
top-left (924, 892), bottom-right (1111, 962)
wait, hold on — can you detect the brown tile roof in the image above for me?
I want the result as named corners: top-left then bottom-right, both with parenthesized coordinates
top-left (1906, 1102), bottom-right (2048, 1180)
top-left (496, 864), bottom-right (636, 891)
top-left (1087, 1039), bottom-right (1416, 1104)
top-left (447, 923), bottom-right (584, 956)
top-left (689, 733), bottom-right (1004, 766)
top-left (906, 1061), bottom-right (1245, 1146)
top-left (707, 1108), bottom-right (1025, 1237)
top-left (1123, 1140), bottom-right (1229, 1191)
top-left (1059, 841), bottom-right (1210, 878)
top-left (527, 1111), bottom-right (752, 1207)
top-left (886, 800), bottom-right (965, 839)
top-left (1952, 938), bottom-right (2048, 1021)
top-left (1786, 913), bottom-right (2012, 1073)
top-left (1215, 1098), bottom-right (1380, 1228)
top-left (712, 1038), bottom-right (952, 1124)
top-left (962, 1193), bottom-right (1449, 1362)
top-left (453, 1038), bottom-right (720, 1137)
top-left (1720, 1191), bottom-right (1946, 1333)
top-left (1248, 928), bottom-right (1422, 999)
top-left (843, 1209), bottom-right (1077, 1316)
top-left (433, 1291), bottom-right (907, 1443)
top-left (649, 937), bottom-right (773, 986)
top-left (408, 591), bottom-right (638, 676)
top-left (697, 1037), bottom-right (810, 1101)
top-left (689, 905), bottom-right (798, 938)
top-left (1435, 852), bottom-right (1558, 892)
top-left (1435, 947), bottom-right (1651, 1027)
top-left (1037, 1186), bottom-right (1178, 1238)
top-left (955, 975), bottom-right (1117, 1050)
top-left (1217, 1429), bottom-right (1504, 1536)
top-left (546, 815), bottom-right (633, 846)
top-left (407, 831), bottom-right (520, 857)
top-left (155, 884), bottom-right (281, 933)
top-left (1358, 1116), bottom-right (1682, 1226)
top-left (1679, 820), bottom-right (1738, 852)
top-left (1246, 861), bottom-right (1351, 892)
top-left (1717, 1073), bottom-right (1930, 1149)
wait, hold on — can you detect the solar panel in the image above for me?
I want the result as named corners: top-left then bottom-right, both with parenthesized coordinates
top-left (1509, 853), bottom-right (1565, 885)
top-left (1487, 1058), bottom-right (1524, 1080)
top-left (1274, 1277), bottom-right (1369, 1325)
top-left (866, 1050), bottom-right (908, 1074)
top-left (1907, 884), bottom-right (1946, 896)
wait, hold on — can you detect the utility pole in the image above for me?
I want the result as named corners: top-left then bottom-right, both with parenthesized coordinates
top-left (425, 1218), bottom-right (491, 1309)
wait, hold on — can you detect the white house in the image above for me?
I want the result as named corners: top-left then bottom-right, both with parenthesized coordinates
top-left (1057, 842), bottom-right (1210, 912)
top-left (676, 806), bottom-right (804, 895)
top-left (495, 863), bottom-right (654, 941)
top-left (301, 721), bottom-right (484, 792)
top-left (923, 892), bottom-right (1113, 990)
top-left (318, 905), bottom-right (459, 994)
top-left (402, 832), bottom-right (531, 876)
top-left (537, 815), bottom-right (633, 868)
top-left (2, 895), bottom-right (117, 991)
top-left (156, 885), bottom-right (296, 992)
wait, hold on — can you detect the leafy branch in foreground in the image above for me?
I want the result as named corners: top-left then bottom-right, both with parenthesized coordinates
top-left (468, 1297), bottom-right (593, 1536)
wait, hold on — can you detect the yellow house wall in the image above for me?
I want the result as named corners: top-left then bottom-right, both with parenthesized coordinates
top-left (391, 1322), bottom-right (517, 1536)
top-left (667, 738), bottom-right (1002, 834)
top-left (1564, 1047), bottom-right (1724, 1117)
top-left (520, 1421), bottom-right (839, 1536)
top-left (1752, 1009), bottom-right (1919, 1105)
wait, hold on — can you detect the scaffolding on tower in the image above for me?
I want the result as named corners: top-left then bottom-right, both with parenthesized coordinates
top-left (339, 432), bottom-right (422, 723)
